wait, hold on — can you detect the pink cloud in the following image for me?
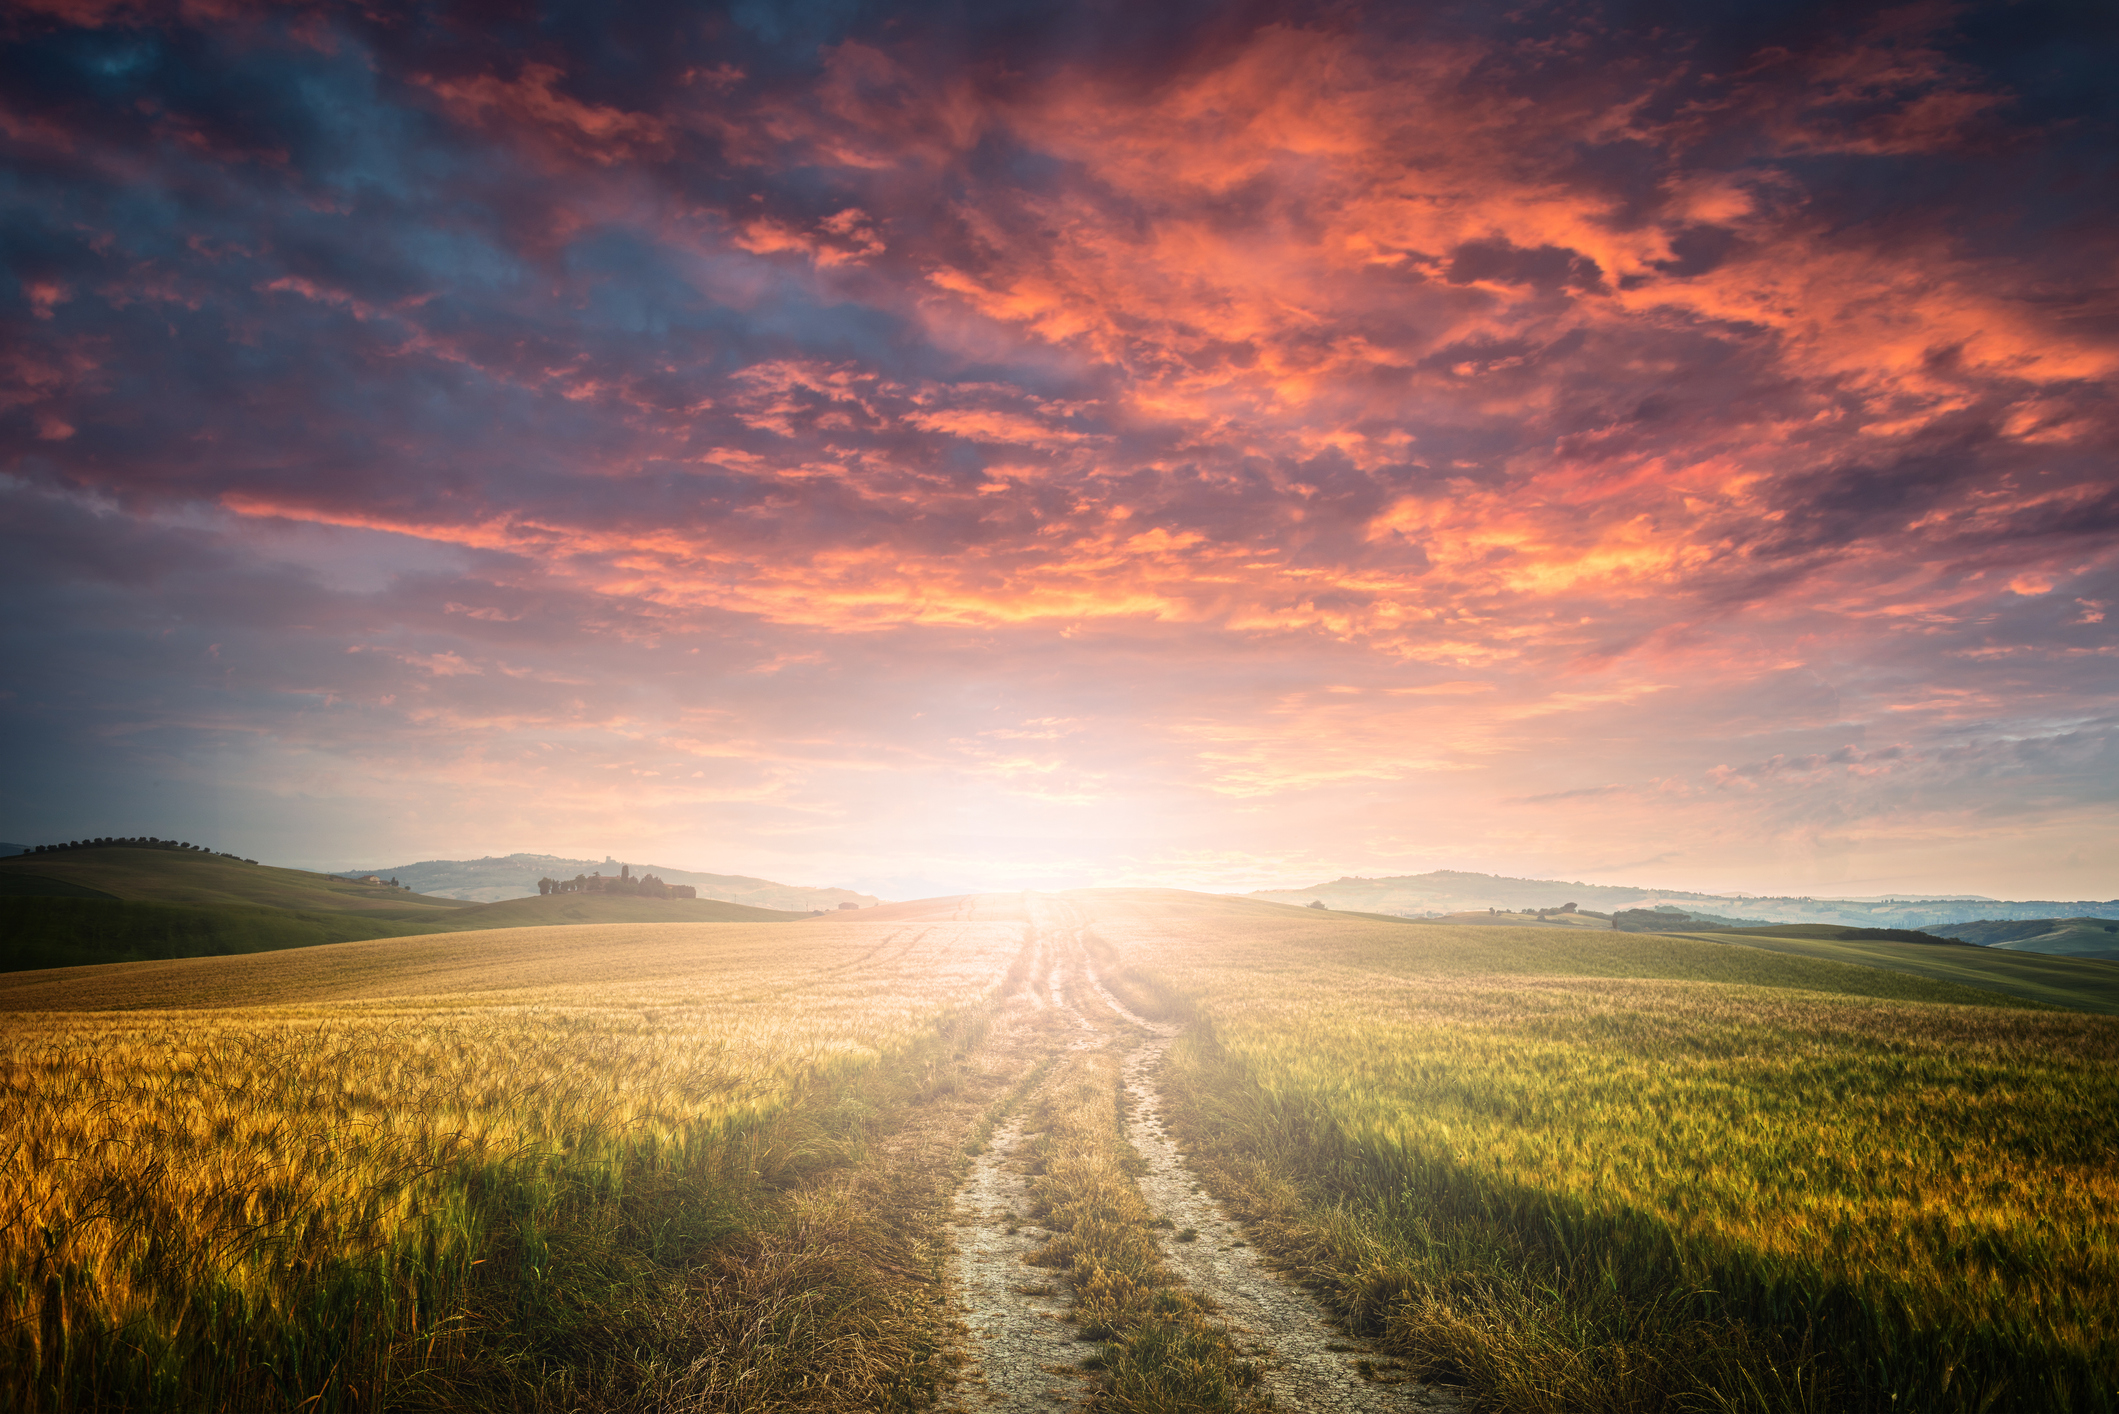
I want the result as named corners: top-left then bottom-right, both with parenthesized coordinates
top-left (416, 62), bottom-right (673, 169)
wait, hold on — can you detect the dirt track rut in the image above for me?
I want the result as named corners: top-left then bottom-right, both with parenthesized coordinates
top-left (947, 1113), bottom-right (1095, 1410)
top-left (944, 905), bottom-right (1454, 1411)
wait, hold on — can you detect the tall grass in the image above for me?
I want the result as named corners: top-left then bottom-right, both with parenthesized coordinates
top-left (1091, 907), bottom-right (2119, 1413)
top-left (1, 922), bottom-right (1026, 1412)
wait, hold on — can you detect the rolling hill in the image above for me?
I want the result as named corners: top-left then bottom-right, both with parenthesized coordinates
top-left (1934, 916), bottom-right (2119, 960)
top-left (1253, 870), bottom-right (2119, 933)
top-left (0, 846), bottom-right (806, 972)
top-left (345, 852), bottom-right (881, 909)
top-left (1413, 908), bottom-right (1615, 929)
top-left (3, 846), bottom-right (475, 920)
top-left (1657, 927), bottom-right (2119, 1014)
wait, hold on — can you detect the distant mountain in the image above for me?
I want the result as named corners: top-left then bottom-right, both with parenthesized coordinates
top-left (0, 844), bottom-right (27, 857)
top-left (1253, 871), bottom-right (2119, 932)
top-left (346, 853), bottom-right (881, 911)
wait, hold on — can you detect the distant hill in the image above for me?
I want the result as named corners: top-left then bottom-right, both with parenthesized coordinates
top-left (1655, 927), bottom-right (2119, 1014)
top-left (1612, 906), bottom-right (1776, 932)
top-left (1411, 909), bottom-right (1614, 930)
top-left (0, 843), bottom-right (28, 857)
top-left (0, 845), bottom-right (809, 973)
top-left (1933, 917), bottom-right (2119, 961)
top-left (6, 846), bottom-right (474, 919)
top-left (412, 893), bottom-right (807, 930)
top-left (345, 853), bottom-right (881, 911)
top-left (1253, 871), bottom-right (2119, 932)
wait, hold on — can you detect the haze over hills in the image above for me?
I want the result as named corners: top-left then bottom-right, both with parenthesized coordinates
top-left (10, 838), bottom-right (2113, 972)
top-left (344, 853), bottom-right (882, 911)
top-left (1253, 871), bottom-right (2119, 932)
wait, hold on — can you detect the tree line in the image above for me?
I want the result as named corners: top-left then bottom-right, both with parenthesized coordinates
top-left (19, 836), bottom-right (257, 863)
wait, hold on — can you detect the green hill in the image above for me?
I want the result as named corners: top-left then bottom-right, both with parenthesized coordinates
top-left (0, 898), bottom-right (438, 972)
top-left (1692, 920), bottom-right (1967, 945)
top-left (1, 846), bottom-right (473, 919)
top-left (1932, 916), bottom-right (2119, 960)
top-left (0, 846), bottom-right (803, 973)
top-left (1664, 928), bottom-right (2119, 1014)
top-left (0, 872), bottom-right (120, 900)
top-left (1412, 909), bottom-right (1619, 929)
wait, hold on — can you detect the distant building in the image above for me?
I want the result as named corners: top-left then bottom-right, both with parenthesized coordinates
top-left (535, 866), bottom-right (696, 900)
top-left (359, 875), bottom-right (383, 885)
top-left (837, 901), bottom-right (859, 910)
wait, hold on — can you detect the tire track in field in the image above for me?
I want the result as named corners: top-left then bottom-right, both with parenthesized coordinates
top-left (1120, 1037), bottom-right (1460, 1411)
top-left (944, 938), bottom-right (1105, 1411)
top-left (1078, 923), bottom-right (1457, 1410)
top-left (716, 926), bottom-right (923, 1007)
top-left (950, 903), bottom-right (1454, 1410)
top-left (945, 1108), bottom-right (1096, 1411)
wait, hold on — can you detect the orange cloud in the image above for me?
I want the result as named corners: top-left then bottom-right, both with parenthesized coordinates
top-left (417, 62), bottom-right (671, 168)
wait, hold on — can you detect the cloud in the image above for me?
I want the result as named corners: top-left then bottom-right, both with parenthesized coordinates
top-left (2, 0), bottom-right (2115, 896)
top-left (414, 61), bottom-right (673, 169)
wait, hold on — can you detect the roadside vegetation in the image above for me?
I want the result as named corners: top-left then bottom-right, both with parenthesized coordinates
top-left (1088, 901), bottom-right (2119, 1413)
top-left (0, 920), bottom-right (1027, 1412)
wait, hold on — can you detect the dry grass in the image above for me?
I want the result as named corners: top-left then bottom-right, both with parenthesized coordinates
top-left (1082, 896), bottom-right (2119, 1413)
top-left (1, 920), bottom-right (1026, 1411)
top-left (1022, 1044), bottom-right (1262, 1414)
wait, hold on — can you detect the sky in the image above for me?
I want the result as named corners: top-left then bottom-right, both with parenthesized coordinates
top-left (3, 0), bottom-right (2115, 901)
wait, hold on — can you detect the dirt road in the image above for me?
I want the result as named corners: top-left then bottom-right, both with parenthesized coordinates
top-left (942, 899), bottom-right (1453, 1410)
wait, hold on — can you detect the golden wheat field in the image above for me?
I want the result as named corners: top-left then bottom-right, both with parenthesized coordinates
top-left (1, 917), bottom-right (1029, 1411)
top-left (1082, 893), bottom-right (2119, 1411)
top-left (10, 889), bottom-right (2118, 1414)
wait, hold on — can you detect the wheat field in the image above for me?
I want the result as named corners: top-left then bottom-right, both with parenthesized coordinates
top-left (12, 892), bottom-right (2117, 1414)
top-left (1081, 894), bottom-right (2119, 1413)
top-left (1, 918), bottom-right (1028, 1411)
